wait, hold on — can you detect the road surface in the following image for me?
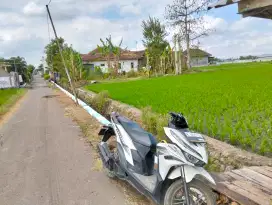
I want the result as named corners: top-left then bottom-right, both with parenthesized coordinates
top-left (0, 76), bottom-right (126, 205)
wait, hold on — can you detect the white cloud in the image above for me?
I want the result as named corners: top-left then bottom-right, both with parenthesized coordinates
top-left (0, 0), bottom-right (272, 66)
top-left (120, 4), bottom-right (141, 15)
top-left (0, 13), bottom-right (25, 27)
top-left (203, 15), bottom-right (228, 32)
top-left (201, 16), bottom-right (272, 58)
top-left (23, 1), bottom-right (45, 16)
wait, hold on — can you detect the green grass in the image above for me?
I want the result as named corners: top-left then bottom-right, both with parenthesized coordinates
top-left (86, 62), bottom-right (272, 156)
top-left (194, 62), bottom-right (264, 71)
top-left (0, 89), bottom-right (26, 115)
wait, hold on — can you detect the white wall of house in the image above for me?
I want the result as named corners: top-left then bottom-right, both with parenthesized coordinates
top-left (191, 57), bottom-right (209, 67)
top-left (0, 77), bottom-right (12, 88)
top-left (85, 60), bottom-right (139, 73)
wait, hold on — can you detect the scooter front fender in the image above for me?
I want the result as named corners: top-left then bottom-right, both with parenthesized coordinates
top-left (168, 165), bottom-right (216, 185)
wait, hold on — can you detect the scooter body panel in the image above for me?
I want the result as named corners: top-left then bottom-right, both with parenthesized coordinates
top-left (168, 165), bottom-right (216, 185)
top-left (98, 112), bottom-right (216, 205)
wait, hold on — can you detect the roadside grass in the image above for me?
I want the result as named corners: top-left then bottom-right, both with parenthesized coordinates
top-left (0, 89), bottom-right (26, 116)
top-left (86, 62), bottom-right (272, 156)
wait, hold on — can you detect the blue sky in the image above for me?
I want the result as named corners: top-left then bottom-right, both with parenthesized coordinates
top-left (212, 4), bottom-right (240, 22)
top-left (0, 0), bottom-right (272, 66)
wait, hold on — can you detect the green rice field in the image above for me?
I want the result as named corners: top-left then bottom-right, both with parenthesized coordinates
top-left (87, 62), bottom-right (272, 156)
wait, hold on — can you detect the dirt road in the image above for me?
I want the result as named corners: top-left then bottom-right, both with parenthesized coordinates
top-left (0, 76), bottom-right (128, 205)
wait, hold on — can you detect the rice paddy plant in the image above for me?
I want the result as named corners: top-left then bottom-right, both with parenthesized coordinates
top-left (87, 62), bottom-right (272, 156)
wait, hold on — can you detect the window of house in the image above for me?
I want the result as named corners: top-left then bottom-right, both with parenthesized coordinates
top-left (131, 62), bottom-right (134, 69)
top-left (100, 64), bottom-right (105, 66)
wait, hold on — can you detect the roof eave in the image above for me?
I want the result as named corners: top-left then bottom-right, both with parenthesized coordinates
top-left (208, 0), bottom-right (240, 10)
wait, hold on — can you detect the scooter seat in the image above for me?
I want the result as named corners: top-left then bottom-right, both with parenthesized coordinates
top-left (117, 116), bottom-right (157, 147)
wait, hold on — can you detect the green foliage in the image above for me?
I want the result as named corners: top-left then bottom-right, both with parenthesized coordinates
top-left (141, 107), bottom-right (167, 141)
top-left (103, 73), bottom-right (110, 79)
top-left (142, 107), bottom-right (158, 135)
top-left (239, 55), bottom-right (258, 60)
top-left (43, 74), bottom-right (50, 80)
top-left (97, 35), bottom-right (123, 75)
top-left (142, 16), bottom-right (168, 74)
top-left (3, 56), bottom-right (30, 82)
top-left (126, 70), bottom-right (138, 78)
top-left (45, 37), bottom-right (66, 72)
top-left (85, 91), bottom-right (111, 115)
top-left (94, 66), bottom-right (103, 75)
top-left (87, 62), bottom-right (272, 156)
top-left (44, 38), bottom-right (85, 83)
top-left (138, 67), bottom-right (150, 77)
top-left (26, 64), bottom-right (35, 82)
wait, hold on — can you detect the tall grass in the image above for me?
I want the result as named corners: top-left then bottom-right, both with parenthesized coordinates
top-left (0, 89), bottom-right (26, 116)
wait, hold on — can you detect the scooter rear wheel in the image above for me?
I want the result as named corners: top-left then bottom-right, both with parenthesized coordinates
top-left (164, 179), bottom-right (216, 205)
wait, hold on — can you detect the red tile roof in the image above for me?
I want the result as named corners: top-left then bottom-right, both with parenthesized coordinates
top-left (81, 48), bottom-right (145, 62)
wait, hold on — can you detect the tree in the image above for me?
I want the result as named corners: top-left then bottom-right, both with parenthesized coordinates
top-left (166, 0), bottom-right (212, 69)
top-left (142, 16), bottom-right (168, 75)
top-left (44, 38), bottom-right (84, 82)
top-left (160, 44), bottom-right (174, 74)
top-left (97, 35), bottom-right (124, 75)
top-left (26, 64), bottom-right (35, 82)
top-left (97, 38), bottom-right (112, 71)
top-left (239, 55), bottom-right (258, 60)
top-left (38, 64), bottom-right (44, 71)
top-left (45, 37), bottom-right (67, 73)
top-left (8, 57), bottom-right (28, 82)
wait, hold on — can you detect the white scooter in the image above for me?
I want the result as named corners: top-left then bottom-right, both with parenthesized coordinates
top-left (98, 112), bottom-right (216, 205)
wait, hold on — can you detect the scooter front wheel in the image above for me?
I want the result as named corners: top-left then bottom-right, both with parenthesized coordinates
top-left (164, 179), bottom-right (216, 205)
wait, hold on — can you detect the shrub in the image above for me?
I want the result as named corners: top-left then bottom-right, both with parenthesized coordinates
top-left (142, 107), bottom-right (167, 141)
top-left (126, 70), bottom-right (138, 78)
top-left (142, 107), bottom-right (157, 134)
top-left (59, 78), bottom-right (69, 89)
top-left (103, 73), bottom-right (110, 79)
top-left (43, 74), bottom-right (50, 80)
top-left (85, 91), bottom-right (111, 115)
top-left (94, 66), bottom-right (103, 75)
top-left (138, 67), bottom-right (150, 77)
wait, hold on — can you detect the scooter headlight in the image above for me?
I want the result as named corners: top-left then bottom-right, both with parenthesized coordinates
top-left (184, 152), bottom-right (200, 164)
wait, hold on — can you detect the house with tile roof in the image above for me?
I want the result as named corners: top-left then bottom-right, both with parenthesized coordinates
top-left (81, 48), bottom-right (145, 73)
top-left (184, 49), bottom-right (212, 67)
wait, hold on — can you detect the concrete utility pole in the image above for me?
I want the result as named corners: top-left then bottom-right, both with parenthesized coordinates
top-left (46, 5), bottom-right (79, 105)
top-left (13, 59), bottom-right (19, 88)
